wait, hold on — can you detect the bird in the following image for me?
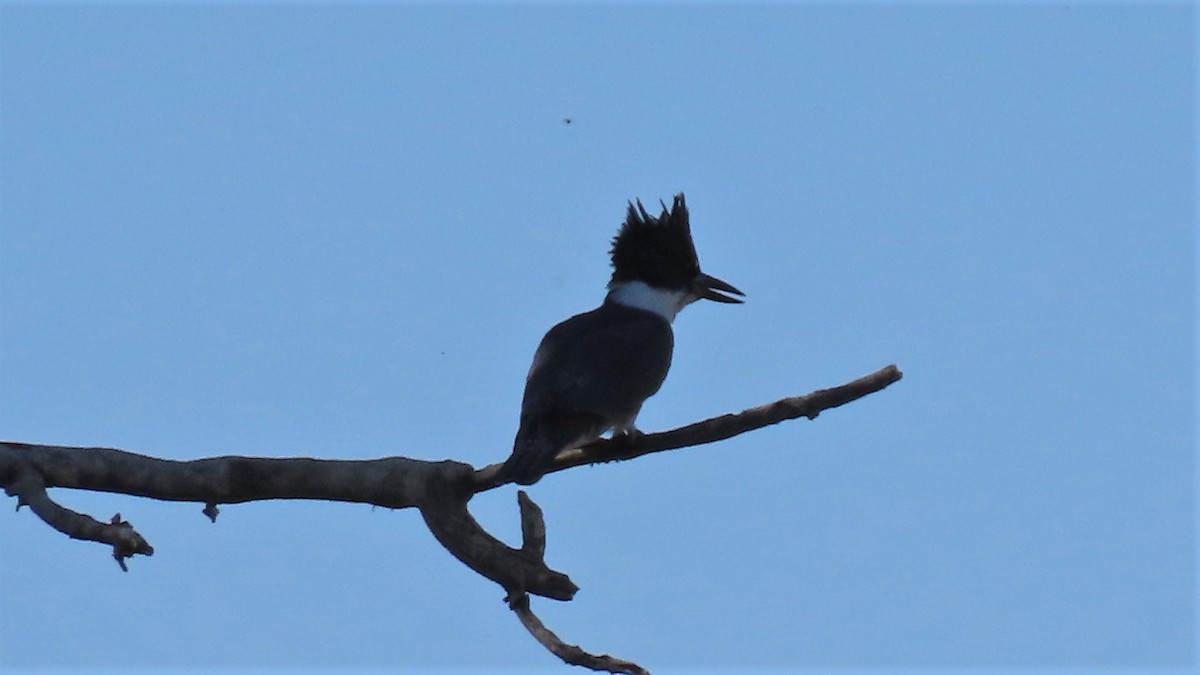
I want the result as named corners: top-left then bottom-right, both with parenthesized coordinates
top-left (495, 193), bottom-right (744, 486)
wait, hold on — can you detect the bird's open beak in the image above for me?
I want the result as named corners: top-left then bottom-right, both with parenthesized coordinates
top-left (693, 272), bottom-right (745, 304)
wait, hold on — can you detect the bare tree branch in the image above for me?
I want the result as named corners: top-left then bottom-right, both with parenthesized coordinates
top-left (474, 363), bottom-right (904, 489)
top-left (0, 363), bottom-right (902, 672)
top-left (2, 458), bottom-right (154, 570)
top-left (504, 491), bottom-right (649, 674)
top-left (0, 444), bottom-right (444, 507)
top-left (517, 490), bottom-right (546, 558)
top-left (0, 443), bottom-right (578, 600)
top-left (508, 593), bottom-right (650, 675)
top-left (418, 468), bottom-right (578, 600)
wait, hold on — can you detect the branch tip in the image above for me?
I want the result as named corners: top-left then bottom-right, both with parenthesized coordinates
top-left (517, 490), bottom-right (547, 558)
top-left (541, 363), bottom-right (903, 477)
top-left (509, 591), bottom-right (649, 675)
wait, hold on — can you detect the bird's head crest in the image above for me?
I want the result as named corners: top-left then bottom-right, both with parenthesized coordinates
top-left (608, 193), bottom-right (701, 289)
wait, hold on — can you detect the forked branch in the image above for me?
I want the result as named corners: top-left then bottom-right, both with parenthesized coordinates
top-left (505, 491), bottom-right (649, 675)
top-left (0, 363), bottom-right (902, 672)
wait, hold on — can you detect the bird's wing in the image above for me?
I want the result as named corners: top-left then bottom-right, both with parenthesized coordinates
top-left (520, 304), bottom-right (674, 421)
top-left (500, 409), bottom-right (608, 485)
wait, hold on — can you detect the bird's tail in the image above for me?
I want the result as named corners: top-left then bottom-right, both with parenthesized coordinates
top-left (495, 412), bottom-right (607, 486)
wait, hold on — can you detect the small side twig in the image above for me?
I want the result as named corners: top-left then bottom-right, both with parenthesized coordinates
top-left (202, 501), bottom-right (220, 523)
top-left (504, 491), bottom-right (648, 674)
top-left (517, 490), bottom-right (545, 558)
top-left (3, 462), bottom-right (153, 570)
top-left (508, 593), bottom-right (649, 675)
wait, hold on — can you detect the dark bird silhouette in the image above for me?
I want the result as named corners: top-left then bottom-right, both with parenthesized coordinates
top-left (496, 194), bottom-right (744, 485)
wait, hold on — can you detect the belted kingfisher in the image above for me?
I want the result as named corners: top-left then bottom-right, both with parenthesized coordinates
top-left (496, 193), bottom-right (744, 486)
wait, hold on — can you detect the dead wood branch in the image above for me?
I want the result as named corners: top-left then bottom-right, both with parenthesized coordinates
top-left (419, 471), bottom-right (578, 600)
top-left (504, 492), bottom-right (648, 674)
top-left (508, 593), bottom-right (650, 675)
top-left (0, 363), bottom-right (902, 672)
top-left (2, 458), bottom-right (153, 570)
top-left (0, 443), bottom-right (577, 599)
top-left (474, 363), bottom-right (903, 489)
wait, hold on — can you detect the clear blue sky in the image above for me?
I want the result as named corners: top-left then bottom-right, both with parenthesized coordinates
top-left (0, 3), bottom-right (1194, 673)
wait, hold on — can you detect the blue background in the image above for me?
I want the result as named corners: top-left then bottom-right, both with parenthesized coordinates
top-left (1, 3), bottom-right (1193, 673)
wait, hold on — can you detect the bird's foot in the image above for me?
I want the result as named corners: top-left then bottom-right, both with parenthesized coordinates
top-left (610, 427), bottom-right (644, 459)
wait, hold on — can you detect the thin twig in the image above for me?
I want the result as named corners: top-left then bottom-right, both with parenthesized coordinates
top-left (502, 492), bottom-right (646, 672)
top-left (509, 593), bottom-right (649, 675)
top-left (475, 363), bottom-right (903, 488)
